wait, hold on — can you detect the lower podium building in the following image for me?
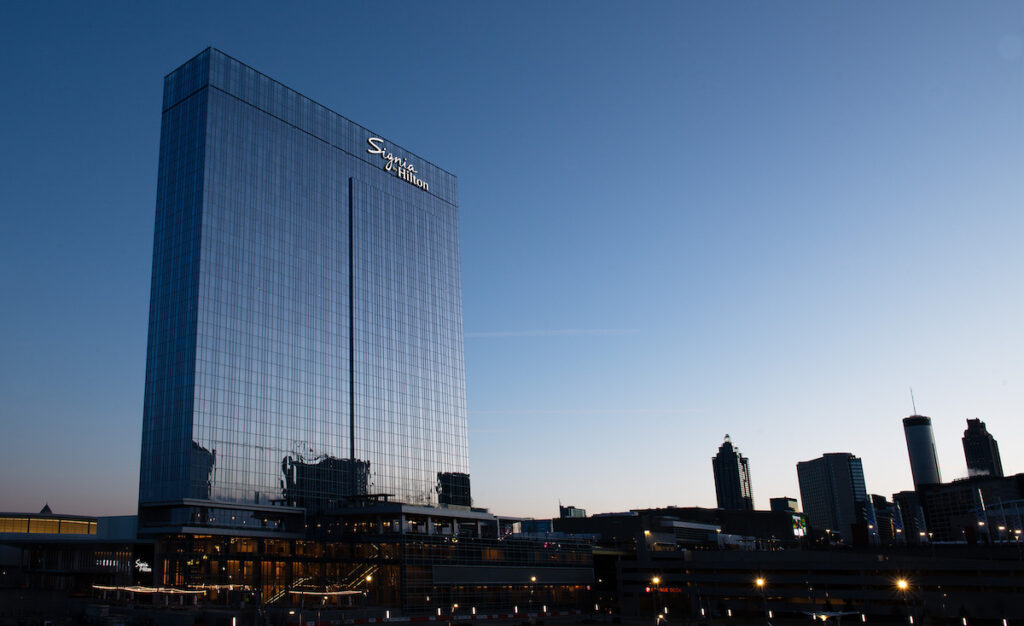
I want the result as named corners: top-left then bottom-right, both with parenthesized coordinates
top-left (153, 506), bottom-right (593, 617)
top-left (136, 49), bottom-right (592, 617)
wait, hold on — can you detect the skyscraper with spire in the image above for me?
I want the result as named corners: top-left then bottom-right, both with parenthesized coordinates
top-left (712, 435), bottom-right (754, 511)
top-left (903, 415), bottom-right (942, 489)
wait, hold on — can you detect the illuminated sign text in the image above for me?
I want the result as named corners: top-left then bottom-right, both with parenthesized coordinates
top-left (366, 137), bottom-right (429, 192)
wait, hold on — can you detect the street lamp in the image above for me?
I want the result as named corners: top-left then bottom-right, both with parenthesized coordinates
top-left (530, 576), bottom-right (537, 614)
top-left (755, 578), bottom-right (769, 625)
top-left (651, 577), bottom-right (661, 623)
top-left (896, 579), bottom-right (912, 624)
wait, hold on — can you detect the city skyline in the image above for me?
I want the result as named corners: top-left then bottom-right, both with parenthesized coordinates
top-left (2, 2), bottom-right (1024, 519)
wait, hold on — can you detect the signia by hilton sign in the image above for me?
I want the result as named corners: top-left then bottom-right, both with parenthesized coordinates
top-left (366, 137), bottom-right (429, 192)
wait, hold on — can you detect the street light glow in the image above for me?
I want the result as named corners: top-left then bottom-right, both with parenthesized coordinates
top-left (896, 579), bottom-right (909, 591)
top-left (651, 577), bottom-right (660, 585)
top-left (755, 577), bottom-right (765, 587)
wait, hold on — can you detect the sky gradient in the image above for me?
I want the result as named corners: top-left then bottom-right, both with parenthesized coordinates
top-left (1, 1), bottom-right (1023, 519)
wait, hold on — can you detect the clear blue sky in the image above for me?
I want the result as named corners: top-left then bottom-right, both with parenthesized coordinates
top-left (1, 1), bottom-right (1022, 518)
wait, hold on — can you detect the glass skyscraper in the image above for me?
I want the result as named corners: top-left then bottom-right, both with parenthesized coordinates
top-left (902, 415), bottom-right (942, 489)
top-left (139, 49), bottom-right (469, 533)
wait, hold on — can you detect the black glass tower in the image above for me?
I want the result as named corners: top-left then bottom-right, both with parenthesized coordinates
top-left (796, 452), bottom-right (877, 544)
top-left (139, 49), bottom-right (469, 533)
top-left (712, 435), bottom-right (754, 511)
top-left (962, 418), bottom-right (1003, 478)
top-left (903, 415), bottom-right (942, 489)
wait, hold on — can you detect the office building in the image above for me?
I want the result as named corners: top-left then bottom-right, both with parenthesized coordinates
top-left (893, 490), bottom-right (927, 544)
top-left (870, 494), bottom-right (904, 544)
top-left (711, 435), bottom-right (754, 510)
top-left (796, 453), bottom-right (876, 543)
top-left (962, 418), bottom-right (1004, 478)
top-left (903, 415), bottom-right (942, 488)
top-left (769, 497), bottom-right (798, 513)
top-left (135, 49), bottom-right (590, 615)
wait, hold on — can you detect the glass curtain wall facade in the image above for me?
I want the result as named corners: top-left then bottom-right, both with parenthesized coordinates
top-left (903, 415), bottom-right (942, 489)
top-left (139, 49), bottom-right (468, 529)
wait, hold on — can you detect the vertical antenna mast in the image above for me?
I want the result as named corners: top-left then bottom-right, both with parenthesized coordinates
top-left (910, 387), bottom-right (918, 415)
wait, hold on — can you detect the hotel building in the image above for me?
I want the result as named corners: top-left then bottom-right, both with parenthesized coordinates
top-left (137, 49), bottom-right (590, 615)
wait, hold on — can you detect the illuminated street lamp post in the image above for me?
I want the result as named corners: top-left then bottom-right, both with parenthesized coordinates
top-left (651, 577), bottom-right (661, 624)
top-left (755, 577), bottom-right (770, 626)
top-left (896, 579), bottom-right (912, 624)
top-left (530, 576), bottom-right (537, 614)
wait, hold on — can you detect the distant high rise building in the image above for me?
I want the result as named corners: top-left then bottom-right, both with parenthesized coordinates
top-left (770, 497), bottom-right (799, 513)
top-left (796, 453), bottom-right (876, 543)
top-left (870, 494), bottom-right (904, 545)
top-left (559, 505), bottom-right (587, 519)
top-left (962, 418), bottom-right (1003, 478)
top-left (712, 435), bottom-right (754, 511)
top-left (892, 490), bottom-right (927, 544)
top-left (903, 415), bottom-right (942, 489)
